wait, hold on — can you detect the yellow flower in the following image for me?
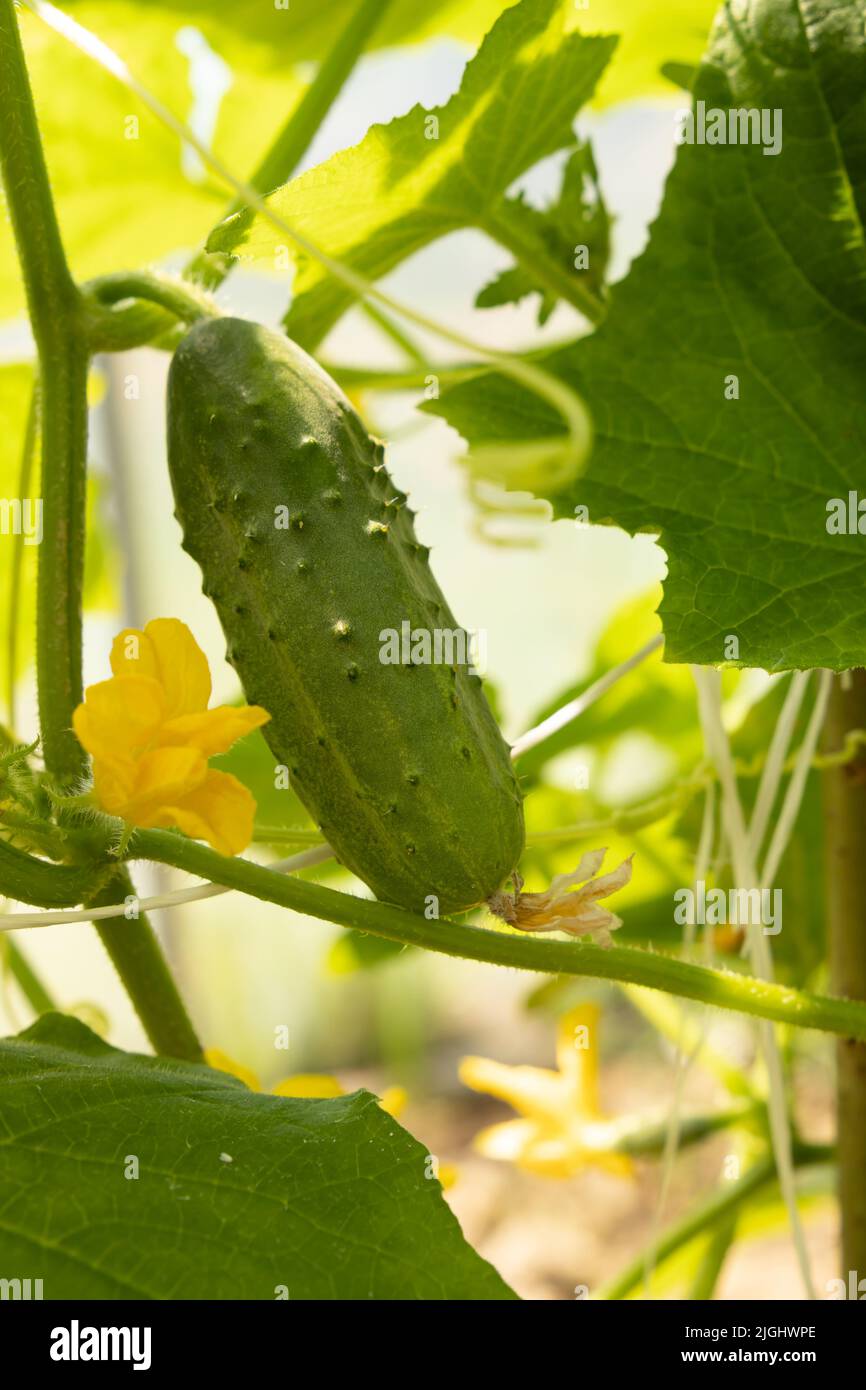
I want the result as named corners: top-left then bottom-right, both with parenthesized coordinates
top-left (205, 1050), bottom-right (406, 1116)
top-left (459, 1004), bottom-right (634, 1180)
top-left (73, 618), bottom-right (270, 855)
top-left (272, 1074), bottom-right (345, 1099)
top-left (488, 848), bottom-right (634, 948)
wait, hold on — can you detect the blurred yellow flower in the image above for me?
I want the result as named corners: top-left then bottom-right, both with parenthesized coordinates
top-left (459, 1004), bottom-right (634, 1180)
top-left (272, 1074), bottom-right (345, 1100)
top-left (73, 618), bottom-right (269, 855)
top-left (204, 1047), bottom-right (261, 1092)
top-left (205, 1050), bottom-right (408, 1118)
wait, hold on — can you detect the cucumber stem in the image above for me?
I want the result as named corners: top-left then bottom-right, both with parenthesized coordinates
top-left (0, 0), bottom-right (87, 785)
top-left (0, 0), bottom-right (202, 1060)
top-left (130, 828), bottom-right (866, 1043)
top-left (82, 270), bottom-right (219, 350)
top-left (90, 869), bottom-right (203, 1063)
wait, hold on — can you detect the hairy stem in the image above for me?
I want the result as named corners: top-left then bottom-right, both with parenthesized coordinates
top-left (82, 270), bottom-right (218, 350)
top-left (6, 375), bottom-right (40, 733)
top-left (0, 0), bottom-right (202, 1060)
top-left (130, 829), bottom-right (866, 1041)
top-left (90, 868), bottom-right (202, 1062)
top-left (0, 0), bottom-right (88, 783)
top-left (823, 670), bottom-right (866, 1278)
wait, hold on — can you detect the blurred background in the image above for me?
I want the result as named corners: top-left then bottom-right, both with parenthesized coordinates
top-left (0, 1), bottom-right (837, 1298)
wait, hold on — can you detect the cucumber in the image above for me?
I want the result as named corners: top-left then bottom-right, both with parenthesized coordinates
top-left (167, 317), bottom-right (524, 913)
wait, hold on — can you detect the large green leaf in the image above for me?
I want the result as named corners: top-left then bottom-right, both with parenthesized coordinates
top-left (208, 0), bottom-right (617, 347)
top-left (427, 0), bottom-right (866, 673)
top-left (0, 1013), bottom-right (515, 1300)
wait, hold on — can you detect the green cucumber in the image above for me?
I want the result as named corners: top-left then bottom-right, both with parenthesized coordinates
top-left (167, 317), bottom-right (524, 913)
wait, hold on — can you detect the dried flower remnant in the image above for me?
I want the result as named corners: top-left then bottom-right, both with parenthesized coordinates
top-left (488, 848), bottom-right (634, 948)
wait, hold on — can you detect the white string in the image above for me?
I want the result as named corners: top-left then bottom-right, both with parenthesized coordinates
top-left (761, 671), bottom-right (832, 887)
top-left (0, 844), bottom-right (334, 932)
top-left (748, 671), bottom-right (811, 866)
top-left (510, 633), bottom-right (663, 759)
top-left (693, 666), bottom-right (816, 1300)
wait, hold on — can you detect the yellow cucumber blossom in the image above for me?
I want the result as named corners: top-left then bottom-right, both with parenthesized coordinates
top-left (488, 848), bottom-right (634, 948)
top-left (72, 618), bottom-right (270, 856)
top-left (204, 1050), bottom-right (409, 1119)
top-left (460, 1004), bottom-right (634, 1181)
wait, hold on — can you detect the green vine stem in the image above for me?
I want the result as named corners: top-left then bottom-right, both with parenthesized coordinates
top-left (0, 0), bottom-right (87, 784)
top-left (89, 869), bottom-right (202, 1063)
top-left (688, 1211), bottom-right (739, 1301)
top-left (1, 936), bottom-right (55, 1015)
top-left (81, 270), bottom-right (218, 350)
top-left (823, 670), bottom-right (866, 1277)
top-left (6, 375), bottom-right (40, 732)
top-left (0, 0), bottom-right (202, 1061)
top-left (130, 829), bottom-right (866, 1041)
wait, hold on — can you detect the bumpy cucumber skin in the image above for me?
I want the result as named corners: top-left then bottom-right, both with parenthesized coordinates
top-left (167, 317), bottom-right (524, 913)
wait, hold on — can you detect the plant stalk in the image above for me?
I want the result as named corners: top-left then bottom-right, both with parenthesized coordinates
top-left (823, 670), bottom-right (866, 1277)
top-left (1, 936), bottom-right (55, 1015)
top-left (0, 0), bottom-right (87, 783)
top-left (0, 0), bottom-right (201, 1060)
top-left (131, 829), bottom-right (866, 1042)
top-left (90, 869), bottom-right (202, 1062)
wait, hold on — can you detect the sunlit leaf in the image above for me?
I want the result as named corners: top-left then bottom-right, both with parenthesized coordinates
top-left (209, 0), bottom-right (617, 347)
top-left (428, 0), bottom-right (866, 672)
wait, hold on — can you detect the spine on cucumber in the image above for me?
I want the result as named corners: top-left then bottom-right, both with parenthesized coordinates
top-left (167, 317), bottom-right (524, 913)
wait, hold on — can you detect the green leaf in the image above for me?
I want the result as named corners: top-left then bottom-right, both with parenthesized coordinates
top-left (0, 1), bottom-right (519, 319)
top-left (428, 0), bottom-right (866, 673)
top-left (475, 142), bottom-right (610, 324)
top-left (0, 1013), bottom-right (516, 1300)
top-left (208, 0), bottom-right (617, 347)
